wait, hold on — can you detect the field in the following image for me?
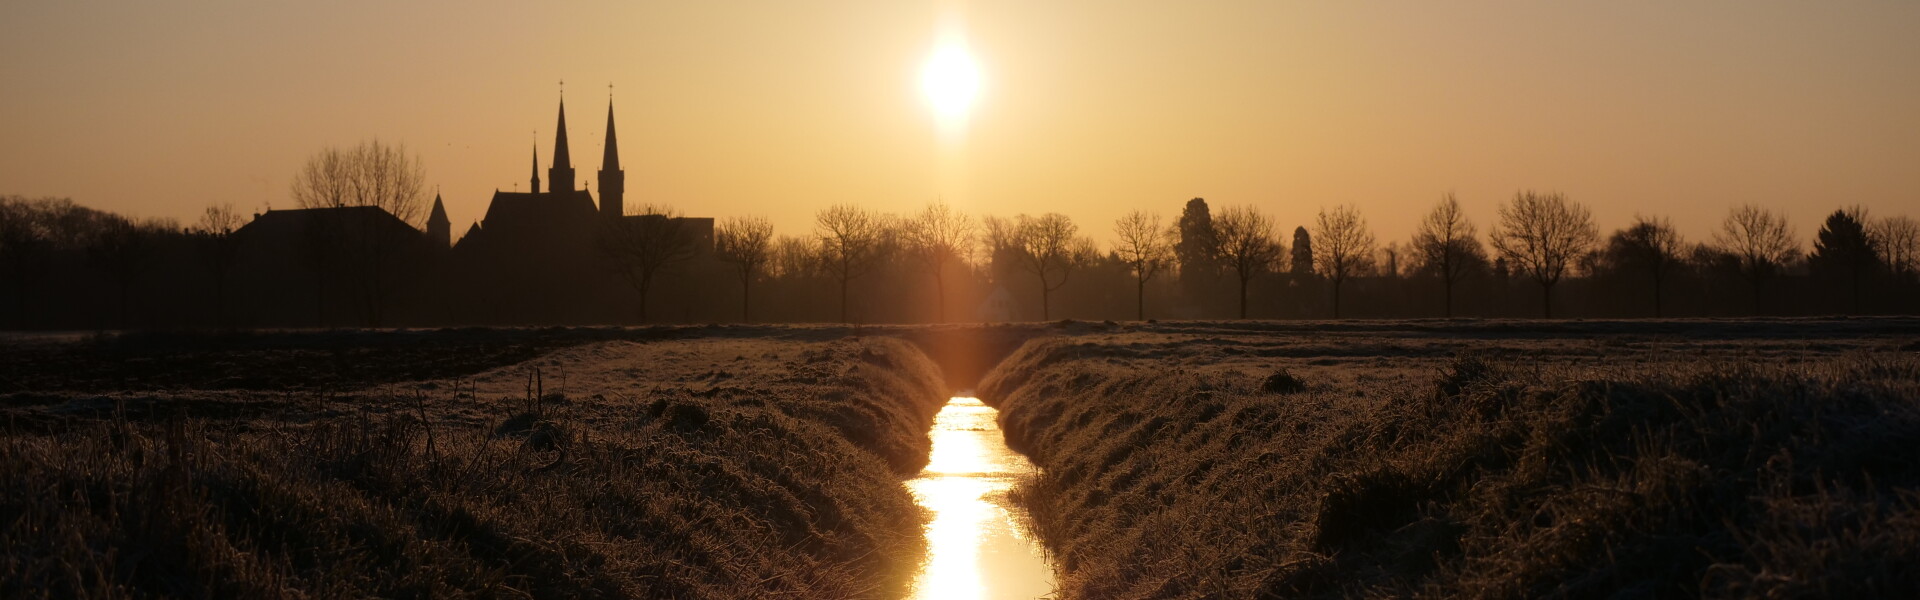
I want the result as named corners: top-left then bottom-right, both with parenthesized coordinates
top-left (2, 319), bottom-right (1917, 598)
top-left (980, 319), bottom-right (1920, 598)
top-left (0, 327), bottom-right (956, 598)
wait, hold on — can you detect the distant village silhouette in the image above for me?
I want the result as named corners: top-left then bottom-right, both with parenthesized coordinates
top-left (1, 96), bottom-right (1917, 330)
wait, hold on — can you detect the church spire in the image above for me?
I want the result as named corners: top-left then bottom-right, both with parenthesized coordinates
top-left (529, 142), bottom-right (540, 194)
top-left (548, 91), bottom-right (576, 194)
top-left (598, 92), bottom-right (625, 219)
top-left (602, 96), bottom-right (620, 170)
top-left (427, 190), bottom-right (451, 248)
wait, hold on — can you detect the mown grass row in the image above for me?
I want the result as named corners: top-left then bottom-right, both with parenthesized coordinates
top-left (0, 336), bottom-right (949, 599)
top-left (980, 338), bottom-right (1920, 598)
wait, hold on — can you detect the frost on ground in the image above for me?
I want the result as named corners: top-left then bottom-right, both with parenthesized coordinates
top-left (979, 319), bottom-right (1920, 599)
top-left (0, 330), bottom-right (949, 599)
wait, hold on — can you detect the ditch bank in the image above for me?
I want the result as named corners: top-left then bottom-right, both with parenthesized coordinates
top-left (978, 335), bottom-right (1920, 598)
top-left (0, 335), bottom-right (952, 599)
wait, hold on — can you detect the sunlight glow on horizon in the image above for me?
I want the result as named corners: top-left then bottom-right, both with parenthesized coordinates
top-left (2, 3), bottom-right (1917, 245)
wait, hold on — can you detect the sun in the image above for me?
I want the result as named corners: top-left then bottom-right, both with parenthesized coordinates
top-left (920, 43), bottom-right (981, 125)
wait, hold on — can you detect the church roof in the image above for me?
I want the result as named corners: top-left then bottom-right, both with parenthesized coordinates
top-left (479, 190), bottom-right (598, 230)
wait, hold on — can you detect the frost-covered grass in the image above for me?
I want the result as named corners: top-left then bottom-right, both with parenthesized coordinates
top-left (981, 332), bottom-right (1920, 599)
top-left (0, 334), bottom-right (949, 599)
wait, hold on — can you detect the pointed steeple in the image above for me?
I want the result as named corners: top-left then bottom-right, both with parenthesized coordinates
top-left (530, 142), bottom-right (540, 194)
top-left (598, 95), bottom-right (625, 219)
top-left (548, 95), bottom-right (576, 194)
top-left (427, 191), bottom-right (451, 248)
top-left (602, 101), bottom-right (620, 170)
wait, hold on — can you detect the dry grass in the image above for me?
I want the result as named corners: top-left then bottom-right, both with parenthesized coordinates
top-left (0, 335), bottom-right (949, 599)
top-left (980, 336), bottom-right (1920, 599)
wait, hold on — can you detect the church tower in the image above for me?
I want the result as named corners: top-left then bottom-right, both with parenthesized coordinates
top-left (548, 97), bottom-right (576, 194)
top-left (426, 191), bottom-right (451, 248)
top-left (529, 143), bottom-right (540, 193)
top-left (598, 99), bottom-right (625, 218)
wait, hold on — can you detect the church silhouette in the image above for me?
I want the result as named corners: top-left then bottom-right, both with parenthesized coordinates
top-left (446, 96), bottom-right (715, 323)
top-left (229, 95), bottom-right (717, 326)
top-left (454, 95), bottom-right (714, 257)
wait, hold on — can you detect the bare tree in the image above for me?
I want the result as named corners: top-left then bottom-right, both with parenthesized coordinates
top-left (0, 197), bottom-right (53, 327)
top-left (1712, 204), bottom-right (1797, 314)
top-left (2, 197), bottom-right (124, 328)
top-left (714, 216), bottom-right (774, 323)
top-left (771, 235), bottom-right (823, 279)
top-left (1490, 191), bottom-right (1597, 319)
top-left (599, 205), bottom-right (697, 322)
top-left (291, 140), bottom-right (428, 225)
top-left (1213, 206), bottom-right (1283, 319)
top-left (1602, 215), bottom-right (1685, 317)
top-left (1379, 242), bottom-right (1404, 279)
top-left (1313, 204), bottom-right (1376, 319)
top-left (1014, 213), bottom-right (1095, 321)
top-left (1872, 215), bottom-right (1920, 279)
top-left (816, 204), bottom-right (885, 323)
top-left (86, 217), bottom-right (170, 329)
top-left (1112, 210), bottom-right (1174, 320)
top-left (289, 139), bottom-right (427, 325)
top-left (1412, 193), bottom-right (1484, 318)
top-left (903, 200), bottom-right (975, 322)
top-left (194, 203), bottom-right (243, 327)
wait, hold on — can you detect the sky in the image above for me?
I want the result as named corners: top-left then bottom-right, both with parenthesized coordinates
top-left (2, 1), bottom-right (1916, 247)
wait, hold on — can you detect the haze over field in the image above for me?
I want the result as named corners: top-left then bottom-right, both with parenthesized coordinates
top-left (3, 1), bottom-right (1917, 242)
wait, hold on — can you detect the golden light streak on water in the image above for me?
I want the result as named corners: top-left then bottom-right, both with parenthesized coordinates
top-left (906, 396), bottom-right (1053, 600)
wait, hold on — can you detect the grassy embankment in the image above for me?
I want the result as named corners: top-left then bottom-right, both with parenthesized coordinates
top-left (981, 336), bottom-right (1920, 598)
top-left (0, 332), bottom-right (949, 599)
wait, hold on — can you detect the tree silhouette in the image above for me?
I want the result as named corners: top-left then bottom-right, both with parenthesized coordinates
top-left (715, 216), bottom-right (773, 323)
top-left (1313, 204), bottom-right (1376, 319)
top-left (1713, 204), bottom-right (1797, 315)
top-left (1214, 206), bottom-right (1282, 319)
top-left (1412, 193), bottom-right (1484, 318)
top-left (815, 204), bottom-right (884, 323)
top-left (1290, 226), bottom-right (1315, 277)
top-left (1112, 210), bottom-right (1174, 320)
top-left (1871, 215), bottom-right (1919, 280)
top-left (902, 201), bottom-right (974, 322)
top-left (1809, 207), bottom-right (1881, 315)
top-left (289, 140), bottom-right (427, 326)
top-left (194, 203), bottom-right (243, 327)
top-left (770, 235), bottom-right (823, 279)
top-left (599, 205), bottom-right (697, 322)
top-left (86, 218), bottom-right (167, 329)
top-left (1175, 198), bottom-right (1219, 307)
top-left (291, 140), bottom-right (428, 225)
top-left (1602, 215), bottom-right (1685, 317)
top-left (1014, 213), bottom-right (1094, 321)
top-left (0, 197), bottom-right (54, 327)
top-left (1490, 191), bottom-right (1597, 318)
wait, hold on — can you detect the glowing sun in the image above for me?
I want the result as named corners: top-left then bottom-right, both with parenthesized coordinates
top-left (920, 43), bottom-right (981, 125)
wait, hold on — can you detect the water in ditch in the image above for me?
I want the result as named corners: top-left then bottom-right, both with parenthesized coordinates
top-left (905, 396), bottom-right (1055, 599)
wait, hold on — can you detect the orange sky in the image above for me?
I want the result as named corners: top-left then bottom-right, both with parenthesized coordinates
top-left (2, 1), bottom-right (1916, 247)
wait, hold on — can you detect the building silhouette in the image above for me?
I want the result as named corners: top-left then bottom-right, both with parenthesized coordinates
top-left (431, 95), bottom-right (713, 324)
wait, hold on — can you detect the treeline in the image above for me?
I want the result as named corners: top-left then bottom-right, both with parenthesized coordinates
top-left (2, 191), bottom-right (1916, 330)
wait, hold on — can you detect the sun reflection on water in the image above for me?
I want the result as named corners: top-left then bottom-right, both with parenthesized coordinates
top-left (907, 397), bottom-right (1053, 600)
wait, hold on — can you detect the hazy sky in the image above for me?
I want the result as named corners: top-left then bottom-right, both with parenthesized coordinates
top-left (3, 1), bottom-right (1916, 245)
